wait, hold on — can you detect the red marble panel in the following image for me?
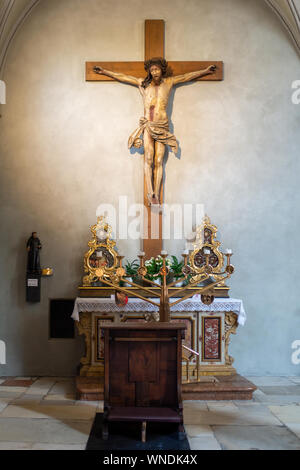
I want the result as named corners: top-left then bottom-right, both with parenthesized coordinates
top-left (202, 317), bottom-right (221, 361)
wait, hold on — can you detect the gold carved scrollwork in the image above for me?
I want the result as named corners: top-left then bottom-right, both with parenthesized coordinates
top-left (82, 216), bottom-right (119, 286)
top-left (144, 312), bottom-right (160, 322)
top-left (189, 215), bottom-right (225, 285)
top-left (224, 312), bottom-right (238, 366)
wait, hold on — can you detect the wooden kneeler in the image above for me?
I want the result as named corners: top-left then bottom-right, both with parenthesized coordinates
top-left (101, 323), bottom-right (186, 442)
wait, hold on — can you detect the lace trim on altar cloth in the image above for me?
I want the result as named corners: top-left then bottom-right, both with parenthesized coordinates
top-left (71, 296), bottom-right (246, 326)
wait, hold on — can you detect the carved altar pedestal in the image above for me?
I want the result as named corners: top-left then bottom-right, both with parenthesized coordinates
top-left (73, 296), bottom-right (246, 379)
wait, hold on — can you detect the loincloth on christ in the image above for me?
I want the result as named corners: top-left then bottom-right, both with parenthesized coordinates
top-left (128, 117), bottom-right (178, 154)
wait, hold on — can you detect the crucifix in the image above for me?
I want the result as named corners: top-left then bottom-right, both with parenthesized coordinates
top-left (86, 20), bottom-right (223, 259)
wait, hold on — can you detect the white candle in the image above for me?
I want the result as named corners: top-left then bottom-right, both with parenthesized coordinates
top-left (139, 251), bottom-right (145, 257)
top-left (183, 249), bottom-right (189, 255)
top-left (161, 250), bottom-right (168, 255)
top-left (226, 249), bottom-right (232, 255)
top-left (203, 248), bottom-right (210, 255)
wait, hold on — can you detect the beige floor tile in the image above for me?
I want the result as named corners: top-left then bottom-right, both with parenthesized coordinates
top-left (188, 436), bottom-right (221, 450)
top-left (39, 400), bottom-right (76, 406)
top-left (24, 388), bottom-right (48, 396)
top-left (0, 386), bottom-right (28, 393)
top-left (268, 405), bottom-right (300, 424)
top-left (212, 424), bottom-right (300, 450)
top-left (11, 395), bottom-right (44, 404)
top-left (183, 407), bottom-right (281, 426)
top-left (31, 443), bottom-right (86, 450)
top-left (0, 391), bottom-right (26, 399)
top-left (0, 398), bottom-right (12, 413)
top-left (43, 394), bottom-right (76, 402)
top-left (255, 395), bottom-right (300, 405)
top-left (246, 377), bottom-right (294, 387)
top-left (0, 417), bottom-right (93, 444)
top-left (0, 441), bottom-right (33, 450)
top-left (289, 377), bottom-right (300, 385)
top-left (183, 400), bottom-right (208, 411)
top-left (26, 378), bottom-right (56, 393)
top-left (75, 400), bottom-right (99, 407)
top-left (285, 423), bottom-right (300, 439)
top-left (233, 400), bottom-right (257, 405)
top-left (48, 382), bottom-right (75, 395)
top-left (1, 403), bottom-right (97, 420)
top-left (207, 403), bottom-right (239, 412)
top-left (184, 424), bottom-right (214, 437)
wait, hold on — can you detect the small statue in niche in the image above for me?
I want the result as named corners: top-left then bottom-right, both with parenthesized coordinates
top-left (26, 232), bottom-right (42, 274)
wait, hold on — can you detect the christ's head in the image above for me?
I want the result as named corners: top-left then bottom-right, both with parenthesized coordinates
top-left (142, 57), bottom-right (171, 88)
top-left (150, 64), bottom-right (162, 84)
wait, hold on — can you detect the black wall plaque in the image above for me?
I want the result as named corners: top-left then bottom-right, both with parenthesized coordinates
top-left (26, 274), bottom-right (41, 302)
top-left (49, 299), bottom-right (75, 339)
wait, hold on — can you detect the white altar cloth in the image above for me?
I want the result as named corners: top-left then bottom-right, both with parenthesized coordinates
top-left (71, 296), bottom-right (246, 326)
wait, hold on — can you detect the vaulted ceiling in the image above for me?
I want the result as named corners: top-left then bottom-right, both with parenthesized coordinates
top-left (0, 0), bottom-right (299, 77)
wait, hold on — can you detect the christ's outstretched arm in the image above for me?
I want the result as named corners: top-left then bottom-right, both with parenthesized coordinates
top-left (172, 64), bottom-right (216, 85)
top-left (93, 66), bottom-right (142, 86)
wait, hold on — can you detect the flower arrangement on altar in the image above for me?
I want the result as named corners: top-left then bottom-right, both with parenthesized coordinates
top-left (144, 255), bottom-right (171, 282)
top-left (125, 255), bottom-right (186, 284)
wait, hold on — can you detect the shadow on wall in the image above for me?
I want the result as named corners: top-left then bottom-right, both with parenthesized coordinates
top-left (10, 236), bottom-right (28, 309)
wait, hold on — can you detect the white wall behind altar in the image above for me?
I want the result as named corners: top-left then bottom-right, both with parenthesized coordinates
top-left (0, 0), bottom-right (299, 376)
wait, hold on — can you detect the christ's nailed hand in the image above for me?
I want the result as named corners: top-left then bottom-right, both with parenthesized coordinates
top-left (93, 66), bottom-right (103, 74)
top-left (208, 65), bottom-right (217, 73)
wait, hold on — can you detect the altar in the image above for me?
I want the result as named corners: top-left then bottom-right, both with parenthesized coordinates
top-left (72, 295), bottom-right (246, 378)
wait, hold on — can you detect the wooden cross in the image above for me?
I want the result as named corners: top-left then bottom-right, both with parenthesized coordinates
top-left (86, 20), bottom-right (223, 259)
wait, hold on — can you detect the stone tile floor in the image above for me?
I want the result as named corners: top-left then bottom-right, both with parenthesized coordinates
top-left (0, 376), bottom-right (299, 450)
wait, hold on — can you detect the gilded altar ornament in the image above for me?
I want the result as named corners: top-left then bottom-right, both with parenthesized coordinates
top-left (224, 312), bottom-right (238, 366)
top-left (189, 215), bottom-right (226, 285)
top-left (88, 215), bottom-right (235, 322)
top-left (82, 216), bottom-right (119, 286)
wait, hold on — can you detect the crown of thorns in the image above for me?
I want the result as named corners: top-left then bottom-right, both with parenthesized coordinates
top-left (144, 57), bottom-right (168, 74)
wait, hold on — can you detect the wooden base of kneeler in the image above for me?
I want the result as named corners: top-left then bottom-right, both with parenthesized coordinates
top-left (86, 413), bottom-right (190, 450)
top-left (102, 406), bottom-right (185, 442)
top-left (76, 374), bottom-right (256, 401)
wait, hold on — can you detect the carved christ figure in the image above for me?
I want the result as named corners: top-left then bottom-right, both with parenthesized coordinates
top-left (94, 58), bottom-right (216, 205)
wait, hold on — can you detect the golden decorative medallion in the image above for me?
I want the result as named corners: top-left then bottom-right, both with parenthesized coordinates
top-left (82, 216), bottom-right (119, 286)
top-left (189, 215), bottom-right (225, 285)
